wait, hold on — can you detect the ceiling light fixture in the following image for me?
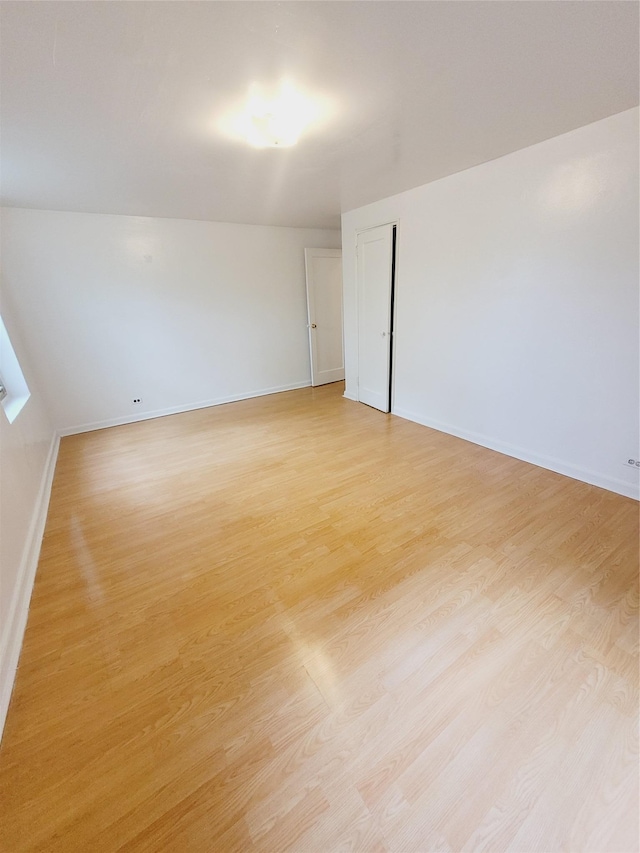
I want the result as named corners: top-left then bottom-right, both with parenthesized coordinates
top-left (218, 81), bottom-right (323, 149)
top-left (245, 82), bottom-right (316, 148)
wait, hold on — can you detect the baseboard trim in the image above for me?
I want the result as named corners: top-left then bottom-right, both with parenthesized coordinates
top-left (393, 406), bottom-right (640, 501)
top-left (0, 431), bottom-right (60, 741)
top-left (59, 381), bottom-right (313, 436)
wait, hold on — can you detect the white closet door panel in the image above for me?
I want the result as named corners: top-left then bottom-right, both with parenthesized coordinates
top-left (357, 225), bottom-right (393, 412)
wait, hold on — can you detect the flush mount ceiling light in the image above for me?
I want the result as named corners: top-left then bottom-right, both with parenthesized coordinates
top-left (218, 81), bottom-right (326, 149)
top-left (246, 84), bottom-right (310, 148)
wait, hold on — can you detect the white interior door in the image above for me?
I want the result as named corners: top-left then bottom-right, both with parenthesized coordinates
top-left (304, 248), bottom-right (344, 386)
top-left (357, 224), bottom-right (394, 412)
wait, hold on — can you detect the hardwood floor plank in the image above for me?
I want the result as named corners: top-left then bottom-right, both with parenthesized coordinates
top-left (0, 382), bottom-right (637, 851)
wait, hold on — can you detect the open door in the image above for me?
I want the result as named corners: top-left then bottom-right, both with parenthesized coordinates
top-left (304, 248), bottom-right (344, 386)
top-left (357, 224), bottom-right (396, 412)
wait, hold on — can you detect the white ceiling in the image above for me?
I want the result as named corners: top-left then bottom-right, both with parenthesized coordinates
top-left (1, 2), bottom-right (638, 230)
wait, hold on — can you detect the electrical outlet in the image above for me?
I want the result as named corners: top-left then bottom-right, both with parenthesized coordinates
top-left (625, 458), bottom-right (640, 467)
top-left (132, 397), bottom-right (142, 404)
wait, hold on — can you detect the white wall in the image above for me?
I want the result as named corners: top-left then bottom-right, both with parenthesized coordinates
top-left (0, 210), bottom-right (340, 433)
top-left (342, 108), bottom-right (639, 499)
top-left (0, 296), bottom-right (57, 736)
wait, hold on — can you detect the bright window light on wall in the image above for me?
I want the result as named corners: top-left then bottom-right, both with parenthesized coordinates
top-left (0, 314), bottom-right (31, 424)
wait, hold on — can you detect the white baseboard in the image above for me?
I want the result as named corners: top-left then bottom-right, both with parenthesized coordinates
top-left (59, 381), bottom-right (313, 436)
top-left (0, 431), bottom-right (60, 741)
top-left (393, 406), bottom-right (640, 501)
top-left (343, 391), bottom-right (359, 402)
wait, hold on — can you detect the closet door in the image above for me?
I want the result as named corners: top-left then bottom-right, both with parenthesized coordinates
top-left (357, 224), bottom-right (395, 412)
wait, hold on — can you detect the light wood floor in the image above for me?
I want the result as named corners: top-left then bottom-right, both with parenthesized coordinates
top-left (0, 382), bottom-right (638, 852)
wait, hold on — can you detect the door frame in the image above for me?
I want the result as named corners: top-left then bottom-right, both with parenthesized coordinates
top-left (355, 220), bottom-right (400, 413)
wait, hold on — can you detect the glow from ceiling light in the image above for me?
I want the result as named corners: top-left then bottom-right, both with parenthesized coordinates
top-left (218, 81), bottom-right (326, 148)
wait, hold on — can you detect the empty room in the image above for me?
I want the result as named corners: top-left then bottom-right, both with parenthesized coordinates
top-left (0, 2), bottom-right (638, 851)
